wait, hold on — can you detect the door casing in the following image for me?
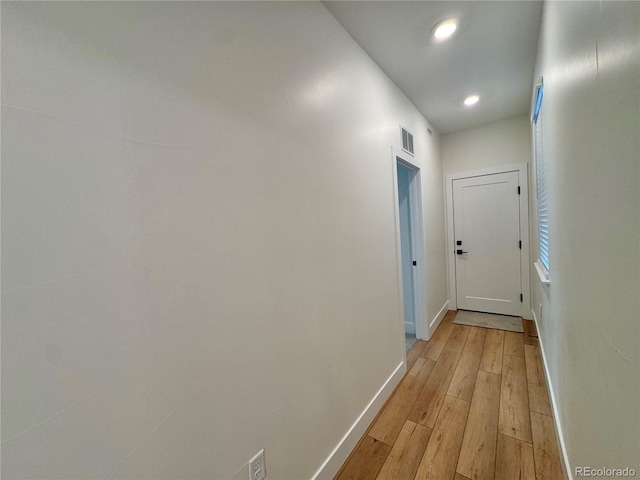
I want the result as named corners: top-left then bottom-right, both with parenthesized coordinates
top-left (391, 146), bottom-right (428, 346)
top-left (445, 164), bottom-right (532, 319)
top-left (397, 163), bottom-right (417, 334)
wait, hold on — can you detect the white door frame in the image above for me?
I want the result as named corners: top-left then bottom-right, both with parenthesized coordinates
top-left (391, 146), bottom-right (428, 344)
top-left (445, 163), bottom-right (532, 319)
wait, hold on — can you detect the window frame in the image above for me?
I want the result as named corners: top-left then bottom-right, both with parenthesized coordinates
top-left (531, 76), bottom-right (550, 284)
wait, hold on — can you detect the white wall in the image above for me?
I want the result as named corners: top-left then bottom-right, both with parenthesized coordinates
top-left (442, 114), bottom-right (532, 176)
top-left (441, 115), bottom-right (533, 315)
top-left (531, 1), bottom-right (639, 476)
top-left (422, 136), bottom-right (449, 333)
top-left (1, 2), bottom-right (448, 479)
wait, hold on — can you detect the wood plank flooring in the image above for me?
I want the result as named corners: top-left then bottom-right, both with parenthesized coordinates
top-left (335, 311), bottom-right (564, 480)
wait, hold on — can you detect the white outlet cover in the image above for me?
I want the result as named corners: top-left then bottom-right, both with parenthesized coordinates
top-left (249, 449), bottom-right (266, 480)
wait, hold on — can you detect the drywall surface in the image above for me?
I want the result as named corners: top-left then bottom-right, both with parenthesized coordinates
top-left (441, 115), bottom-right (532, 315)
top-left (421, 135), bottom-right (448, 334)
top-left (1, 2), bottom-right (448, 479)
top-left (442, 114), bottom-right (532, 176)
top-left (531, 1), bottom-right (639, 475)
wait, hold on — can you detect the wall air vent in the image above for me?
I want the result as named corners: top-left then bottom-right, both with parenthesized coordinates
top-left (401, 125), bottom-right (414, 155)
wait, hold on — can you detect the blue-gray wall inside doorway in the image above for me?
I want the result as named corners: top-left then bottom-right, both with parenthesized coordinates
top-left (397, 163), bottom-right (415, 335)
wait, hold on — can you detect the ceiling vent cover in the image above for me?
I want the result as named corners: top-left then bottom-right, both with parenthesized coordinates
top-left (401, 126), bottom-right (414, 155)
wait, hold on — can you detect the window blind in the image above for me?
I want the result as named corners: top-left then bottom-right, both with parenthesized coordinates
top-left (534, 107), bottom-right (549, 270)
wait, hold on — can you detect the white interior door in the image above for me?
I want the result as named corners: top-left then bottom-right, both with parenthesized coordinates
top-left (453, 171), bottom-right (522, 316)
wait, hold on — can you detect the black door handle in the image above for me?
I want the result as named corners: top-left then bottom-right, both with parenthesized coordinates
top-left (456, 249), bottom-right (468, 255)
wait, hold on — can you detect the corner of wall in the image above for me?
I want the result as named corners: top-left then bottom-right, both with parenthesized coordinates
top-left (311, 362), bottom-right (406, 480)
top-left (428, 300), bottom-right (450, 334)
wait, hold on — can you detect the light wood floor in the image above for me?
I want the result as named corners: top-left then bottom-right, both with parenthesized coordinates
top-left (335, 311), bottom-right (564, 480)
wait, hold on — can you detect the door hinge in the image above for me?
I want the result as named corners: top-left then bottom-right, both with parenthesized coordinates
top-left (517, 186), bottom-right (521, 195)
top-left (519, 240), bottom-right (522, 249)
top-left (520, 294), bottom-right (523, 302)
top-left (412, 260), bottom-right (417, 266)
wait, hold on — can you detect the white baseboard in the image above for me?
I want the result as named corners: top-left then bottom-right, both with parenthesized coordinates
top-left (531, 309), bottom-right (573, 480)
top-left (311, 361), bottom-right (406, 480)
top-left (429, 301), bottom-right (450, 331)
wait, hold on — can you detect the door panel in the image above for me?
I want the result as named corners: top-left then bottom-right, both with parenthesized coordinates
top-left (453, 171), bottom-right (521, 316)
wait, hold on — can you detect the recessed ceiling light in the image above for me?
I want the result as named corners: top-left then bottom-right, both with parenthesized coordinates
top-left (433, 19), bottom-right (458, 40)
top-left (463, 94), bottom-right (480, 106)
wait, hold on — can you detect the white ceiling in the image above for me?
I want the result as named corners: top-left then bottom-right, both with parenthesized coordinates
top-left (324, 1), bottom-right (543, 134)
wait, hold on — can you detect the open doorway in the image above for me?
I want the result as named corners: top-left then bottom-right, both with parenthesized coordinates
top-left (397, 163), bottom-right (417, 350)
top-left (392, 147), bottom-right (427, 353)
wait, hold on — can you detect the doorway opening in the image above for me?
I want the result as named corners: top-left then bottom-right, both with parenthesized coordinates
top-left (392, 146), bottom-right (428, 353)
top-left (397, 162), bottom-right (417, 350)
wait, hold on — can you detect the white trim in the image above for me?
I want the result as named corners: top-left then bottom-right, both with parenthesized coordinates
top-left (530, 76), bottom-right (544, 124)
top-left (430, 301), bottom-right (450, 330)
top-left (391, 157), bottom-right (407, 357)
top-left (445, 163), bottom-right (532, 319)
top-left (534, 261), bottom-right (551, 285)
top-left (311, 362), bottom-right (406, 480)
top-left (445, 163), bottom-right (526, 182)
top-left (392, 146), bottom-right (429, 341)
top-left (446, 174), bottom-right (456, 310)
top-left (518, 168), bottom-right (532, 320)
top-left (531, 309), bottom-right (573, 480)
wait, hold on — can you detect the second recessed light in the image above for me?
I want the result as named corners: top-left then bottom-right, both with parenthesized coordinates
top-left (433, 19), bottom-right (458, 40)
top-left (463, 94), bottom-right (480, 106)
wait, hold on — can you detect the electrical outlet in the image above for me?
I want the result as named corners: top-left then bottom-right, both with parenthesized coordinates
top-left (249, 449), bottom-right (266, 480)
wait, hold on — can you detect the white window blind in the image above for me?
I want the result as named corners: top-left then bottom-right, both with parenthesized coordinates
top-left (532, 80), bottom-right (549, 271)
top-left (535, 120), bottom-right (549, 269)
